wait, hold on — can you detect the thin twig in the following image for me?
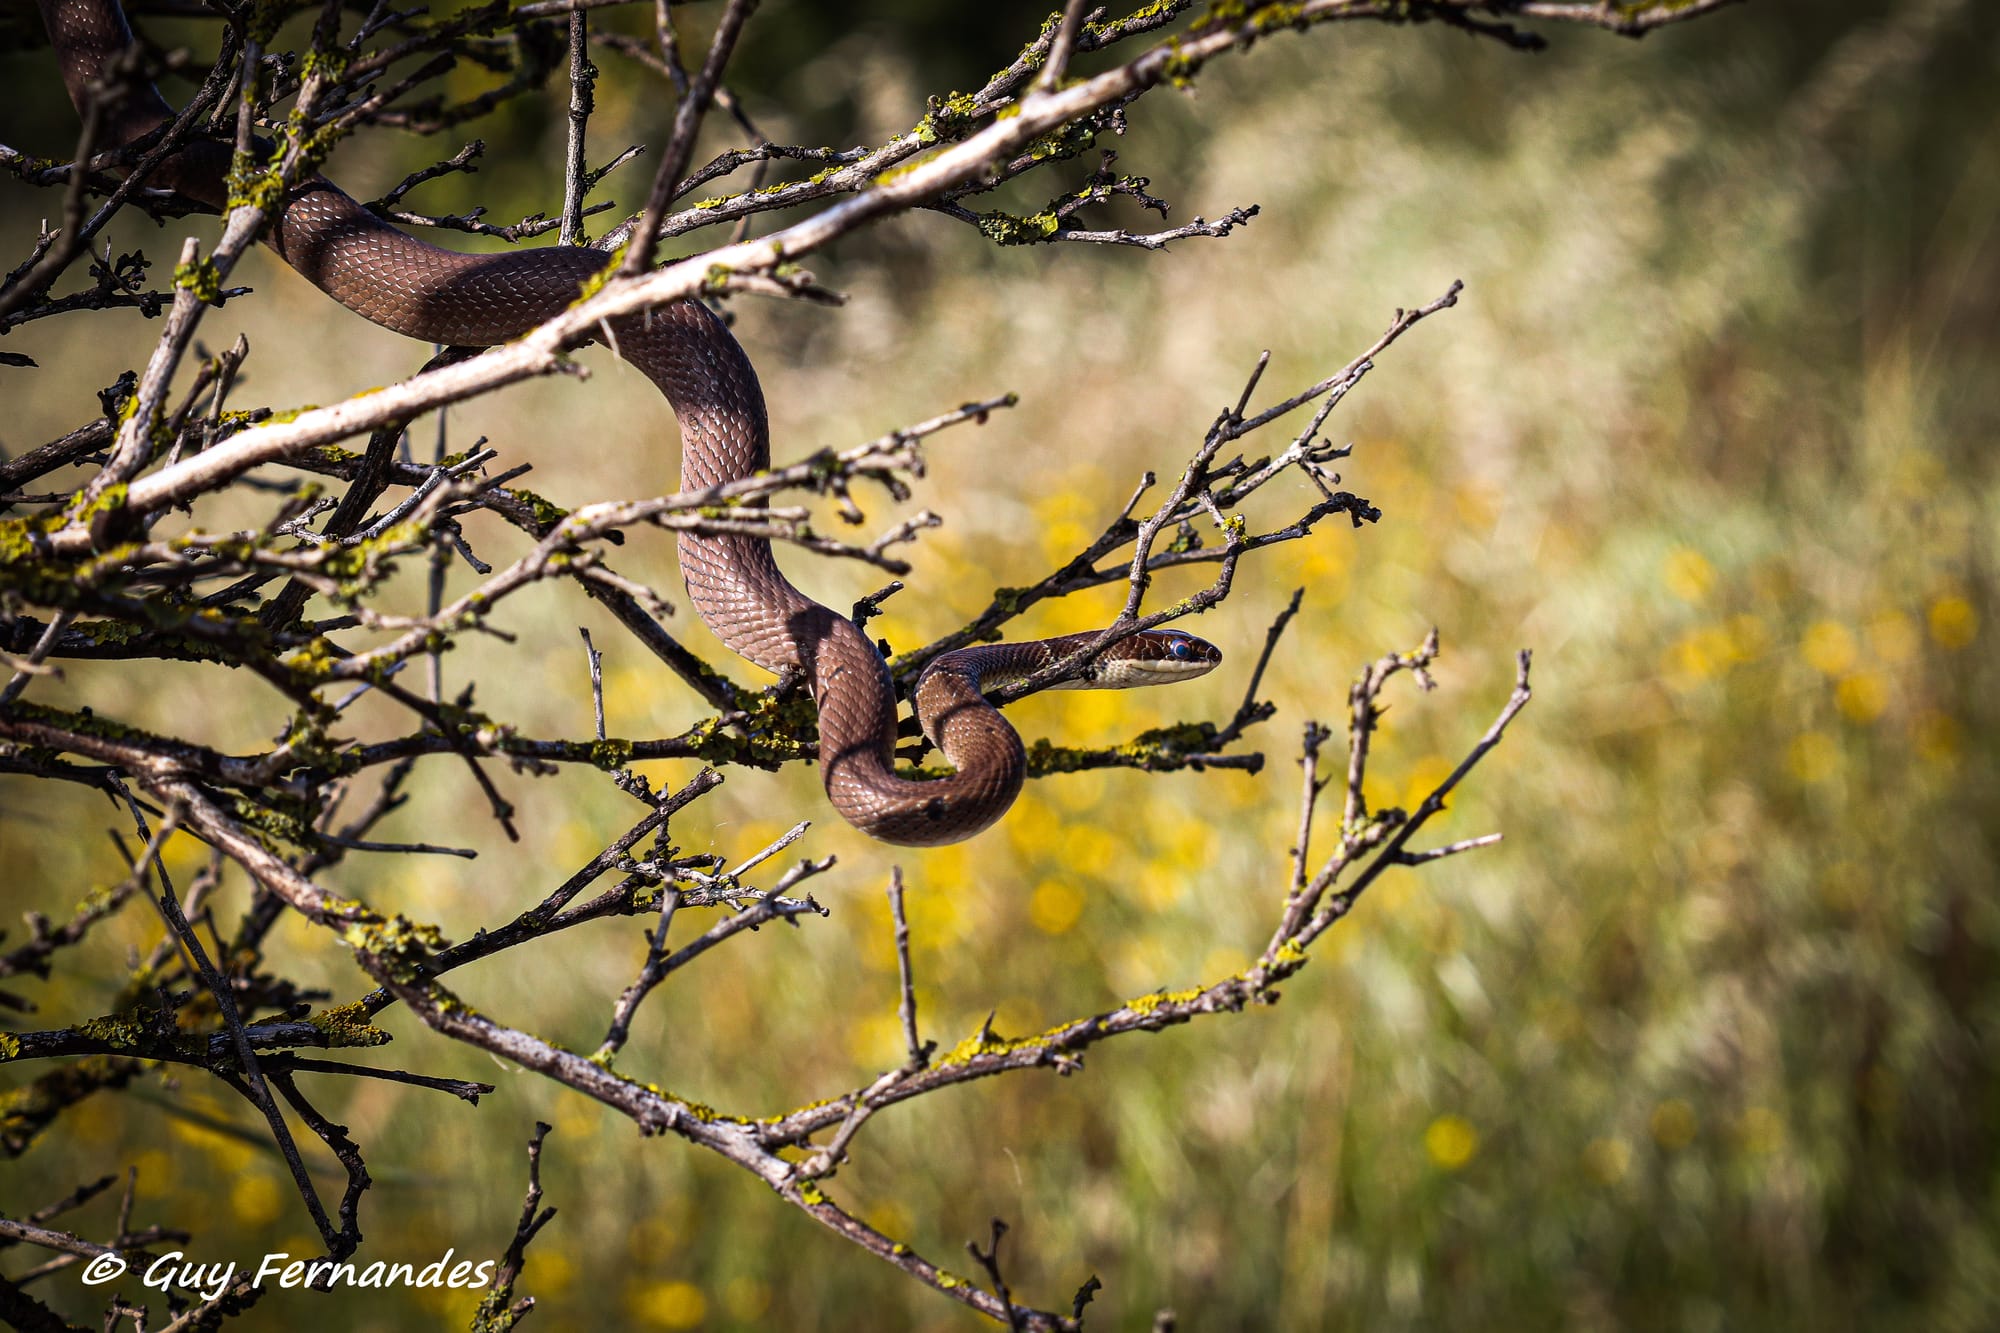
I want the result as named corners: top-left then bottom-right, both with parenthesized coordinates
top-left (561, 7), bottom-right (596, 247)
top-left (473, 1122), bottom-right (556, 1329)
top-left (621, 0), bottom-right (760, 274)
top-left (890, 868), bottom-right (929, 1069)
top-left (580, 627), bottom-right (606, 741)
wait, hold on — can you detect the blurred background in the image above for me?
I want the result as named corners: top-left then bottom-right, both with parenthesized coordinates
top-left (4, 0), bottom-right (1998, 1328)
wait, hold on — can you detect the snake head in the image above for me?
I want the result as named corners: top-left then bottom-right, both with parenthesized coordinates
top-left (1108, 628), bottom-right (1223, 685)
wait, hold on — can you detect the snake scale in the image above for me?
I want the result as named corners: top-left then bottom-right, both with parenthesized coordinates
top-left (39, 0), bottom-right (1222, 845)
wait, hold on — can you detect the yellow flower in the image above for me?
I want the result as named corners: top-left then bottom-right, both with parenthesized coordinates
top-left (531, 1249), bottom-right (575, 1294)
top-left (1067, 825), bottom-right (1118, 878)
top-left (1726, 613), bottom-right (1772, 660)
top-left (1583, 1136), bottom-right (1631, 1185)
top-left (1299, 536), bottom-right (1351, 581)
top-left (630, 1279), bottom-right (708, 1329)
top-left (1800, 620), bottom-right (1856, 676)
top-left (1201, 945), bottom-right (1250, 978)
top-left (231, 1173), bottom-right (282, 1226)
top-left (1738, 1106), bottom-right (1784, 1155)
top-left (1913, 710), bottom-right (1962, 764)
top-left (1423, 1114), bottom-right (1479, 1170)
top-left (1041, 518), bottom-right (1089, 564)
top-left (1006, 790), bottom-right (1061, 857)
top-left (847, 1013), bottom-right (906, 1066)
top-left (1136, 869), bottom-right (1185, 911)
top-left (631, 1215), bottom-right (681, 1257)
top-left (1662, 547), bottom-right (1715, 602)
top-left (1928, 595), bottom-right (1978, 649)
top-left (865, 1197), bottom-right (913, 1240)
top-left (1664, 626), bottom-right (1735, 687)
top-left (1834, 671), bottom-right (1888, 723)
top-left (130, 1148), bottom-right (175, 1190)
top-left (1403, 753), bottom-right (1456, 812)
top-left (1160, 814), bottom-right (1215, 868)
top-left (1866, 610), bottom-right (1918, 663)
top-left (554, 1098), bottom-right (599, 1142)
top-left (1028, 879), bottom-right (1085, 935)
top-left (1787, 731), bottom-right (1840, 783)
top-left (724, 1277), bottom-right (772, 1321)
top-left (1650, 1099), bottom-right (1696, 1149)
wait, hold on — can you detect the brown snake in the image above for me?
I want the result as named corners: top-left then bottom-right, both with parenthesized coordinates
top-left (40, 0), bottom-right (1222, 845)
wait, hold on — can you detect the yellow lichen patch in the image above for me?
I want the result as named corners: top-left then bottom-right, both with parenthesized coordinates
top-left (1127, 985), bottom-right (1204, 1016)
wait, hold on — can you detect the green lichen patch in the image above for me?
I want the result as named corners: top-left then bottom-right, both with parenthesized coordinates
top-left (76, 1011), bottom-right (148, 1050)
top-left (570, 244), bottom-right (625, 305)
top-left (225, 148), bottom-right (286, 215)
top-left (173, 255), bottom-right (223, 303)
top-left (585, 738), bottom-right (634, 769)
top-left (975, 209), bottom-right (1062, 247)
top-left (1026, 717), bottom-right (1225, 777)
top-left (500, 483), bottom-right (570, 531)
top-left (212, 789), bottom-right (322, 855)
top-left (912, 90), bottom-right (984, 148)
top-left (304, 1001), bottom-right (391, 1048)
top-left (2, 700), bottom-right (173, 750)
top-left (340, 914), bottom-right (447, 981)
top-left (673, 1095), bottom-right (750, 1126)
top-left (277, 637), bottom-right (343, 683)
top-left (678, 701), bottom-right (812, 771)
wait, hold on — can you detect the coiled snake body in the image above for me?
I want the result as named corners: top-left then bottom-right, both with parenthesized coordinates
top-left (40, 0), bottom-right (1221, 845)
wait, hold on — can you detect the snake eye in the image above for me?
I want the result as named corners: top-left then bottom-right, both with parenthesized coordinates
top-left (1169, 637), bottom-right (1191, 660)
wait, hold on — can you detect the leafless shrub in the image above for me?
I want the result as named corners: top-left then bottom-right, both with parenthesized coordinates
top-left (0, 1), bottom-right (1734, 1326)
